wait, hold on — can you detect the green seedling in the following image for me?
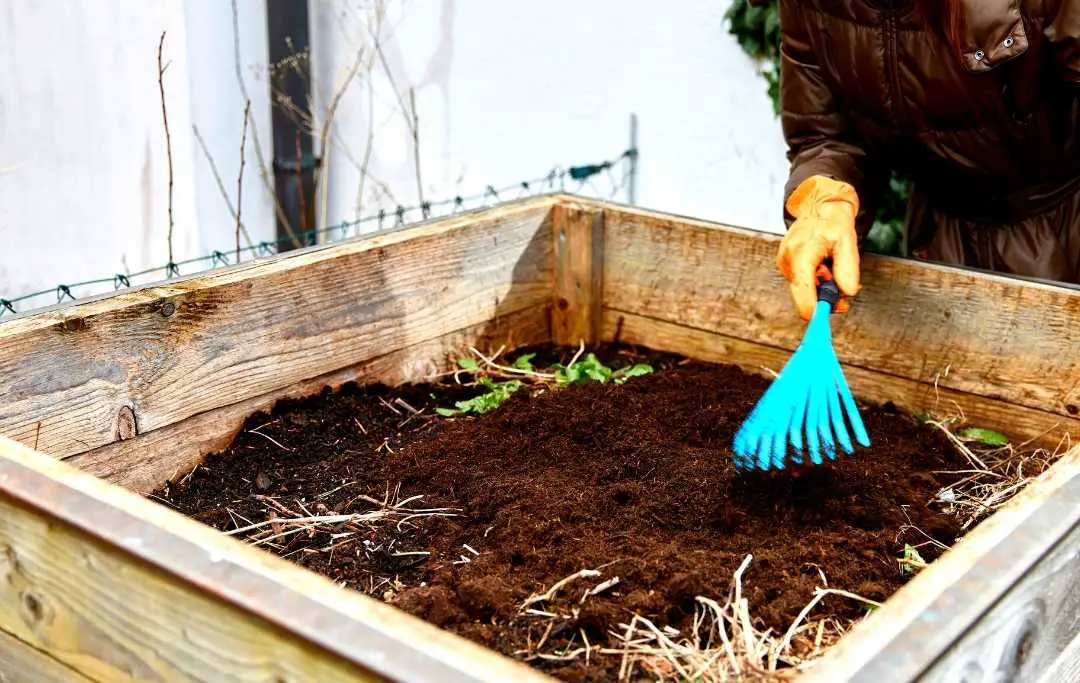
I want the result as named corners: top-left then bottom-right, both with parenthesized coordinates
top-left (511, 353), bottom-right (536, 372)
top-left (436, 377), bottom-right (522, 417)
top-left (957, 427), bottom-right (1009, 447)
top-left (898, 543), bottom-right (927, 576)
top-left (439, 349), bottom-right (654, 417)
top-left (553, 353), bottom-right (654, 386)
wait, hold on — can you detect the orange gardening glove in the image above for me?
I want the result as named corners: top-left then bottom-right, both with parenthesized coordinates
top-left (776, 175), bottom-right (862, 321)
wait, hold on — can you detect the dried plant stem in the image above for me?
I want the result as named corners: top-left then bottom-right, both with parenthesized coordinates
top-left (231, 0), bottom-right (300, 248)
top-left (236, 99), bottom-right (251, 262)
top-left (192, 125), bottom-right (254, 252)
top-left (408, 87), bottom-right (424, 207)
top-left (157, 32), bottom-right (175, 266)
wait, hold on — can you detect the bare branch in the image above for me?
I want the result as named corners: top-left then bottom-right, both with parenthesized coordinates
top-left (408, 87), bottom-right (424, 207)
top-left (316, 42), bottom-right (368, 233)
top-left (157, 31), bottom-right (175, 267)
top-left (191, 125), bottom-right (254, 251)
top-left (231, 0), bottom-right (302, 248)
top-left (237, 99), bottom-right (251, 262)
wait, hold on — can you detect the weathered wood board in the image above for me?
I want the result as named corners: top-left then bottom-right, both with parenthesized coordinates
top-left (0, 435), bottom-right (554, 683)
top-left (799, 445), bottom-right (1080, 683)
top-left (67, 306), bottom-right (549, 494)
top-left (550, 204), bottom-right (604, 346)
top-left (0, 627), bottom-right (94, 683)
top-left (0, 197), bottom-right (555, 461)
top-left (0, 193), bottom-right (1078, 683)
top-left (591, 199), bottom-right (1080, 448)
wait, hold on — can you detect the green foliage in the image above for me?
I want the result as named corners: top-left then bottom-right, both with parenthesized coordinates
top-left (958, 427), bottom-right (1010, 447)
top-left (553, 353), bottom-right (654, 386)
top-left (438, 352), bottom-right (655, 417)
top-left (436, 376), bottom-right (523, 417)
top-left (724, 0), bottom-right (910, 257)
top-left (899, 543), bottom-right (927, 575)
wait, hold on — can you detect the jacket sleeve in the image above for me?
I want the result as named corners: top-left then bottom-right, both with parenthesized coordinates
top-left (1045, 0), bottom-right (1080, 81)
top-left (778, 0), bottom-right (881, 233)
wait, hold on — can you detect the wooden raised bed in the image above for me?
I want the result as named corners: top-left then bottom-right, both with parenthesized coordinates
top-left (0, 193), bottom-right (1078, 682)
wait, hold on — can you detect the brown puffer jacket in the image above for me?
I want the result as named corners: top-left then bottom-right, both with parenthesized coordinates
top-left (775, 0), bottom-right (1080, 283)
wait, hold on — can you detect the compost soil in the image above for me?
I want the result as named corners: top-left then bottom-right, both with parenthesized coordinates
top-left (158, 345), bottom-right (966, 682)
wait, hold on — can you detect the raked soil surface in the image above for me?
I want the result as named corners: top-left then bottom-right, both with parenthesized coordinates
top-left (155, 344), bottom-right (966, 682)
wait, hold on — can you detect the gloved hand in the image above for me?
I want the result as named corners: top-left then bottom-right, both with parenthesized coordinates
top-left (776, 175), bottom-right (862, 321)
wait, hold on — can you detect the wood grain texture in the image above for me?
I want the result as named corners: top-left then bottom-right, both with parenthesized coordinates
top-left (67, 306), bottom-right (551, 494)
top-left (0, 199), bottom-right (556, 460)
top-left (0, 436), bottom-right (556, 683)
top-left (1038, 629), bottom-right (1080, 683)
top-left (550, 204), bottom-right (603, 346)
top-left (0, 627), bottom-right (93, 683)
top-left (603, 311), bottom-right (1080, 451)
top-left (798, 446), bottom-right (1080, 683)
top-left (921, 522), bottom-right (1080, 682)
top-left (597, 202), bottom-right (1080, 429)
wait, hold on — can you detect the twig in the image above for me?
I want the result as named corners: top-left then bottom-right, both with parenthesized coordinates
top-left (247, 427), bottom-right (292, 452)
top-left (236, 99), bottom-right (251, 262)
top-left (316, 41), bottom-right (367, 234)
top-left (408, 87), bottom-right (424, 207)
top-left (521, 568), bottom-right (602, 610)
top-left (157, 32), bottom-right (175, 266)
top-left (231, 0), bottom-right (300, 248)
top-left (192, 124), bottom-right (254, 251)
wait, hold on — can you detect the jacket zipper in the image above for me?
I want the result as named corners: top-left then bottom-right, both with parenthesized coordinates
top-left (883, 10), bottom-right (906, 130)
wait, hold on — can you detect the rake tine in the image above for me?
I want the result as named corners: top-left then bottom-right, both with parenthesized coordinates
top-left (810, 370), bottom-right (838, 462)
top-left (826, 365), bottom-right (855, 455)
top-left (787, 388), bottom-right (807, 466)
top-left (804, 378), bottom-right (824, 465)
top-left (835, 366), bottom-right (871, 448)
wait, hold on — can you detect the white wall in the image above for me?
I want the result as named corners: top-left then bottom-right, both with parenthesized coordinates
top-left (309, 0), bottom-right (790, 235)
top-left (0, 0), bottom-right (276, 313)
top-left (0, 0), bottom-right (789, 314)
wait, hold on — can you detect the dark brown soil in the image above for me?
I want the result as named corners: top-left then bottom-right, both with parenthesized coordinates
top-left (156, 345), bottom-right (966, 682)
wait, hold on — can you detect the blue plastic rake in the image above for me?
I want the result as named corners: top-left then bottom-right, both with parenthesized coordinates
top-left (732, 277), bottom-right (871, 471)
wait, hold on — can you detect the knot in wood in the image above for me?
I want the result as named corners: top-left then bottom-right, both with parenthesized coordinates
top-left (116, 406), bottom-right (138, 441)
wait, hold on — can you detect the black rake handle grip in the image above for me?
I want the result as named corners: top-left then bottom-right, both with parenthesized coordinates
top-left (817, 257), bottom-right (842, 310)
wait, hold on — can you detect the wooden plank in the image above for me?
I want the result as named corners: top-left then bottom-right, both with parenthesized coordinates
top-left (550, 204), bottom-right (603, 346)
top-left (0, 435), bottom-right (556, 683)
top-left (67, 305), bottom-right (550, 494)
top-left (0, 627), bottom-right (94, 683)
top-left (0, 198), bottom-right (556, 460)
top-left (603, 311), bottom-right (1080, 450)
top-left (594, 200), bottom-right (1080, 428)
top-left (919, 522), bottom-right (1080, 682)
top-left (1039, 630), bottom-right (1080, 683)
top-left (798, 445), bottom-right (1080, 683)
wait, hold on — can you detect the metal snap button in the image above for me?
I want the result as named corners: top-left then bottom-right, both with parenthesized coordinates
top-left (974, 49), bottom-right (985, 61)
top-left (1004, 35), bottom-right (1015, 48)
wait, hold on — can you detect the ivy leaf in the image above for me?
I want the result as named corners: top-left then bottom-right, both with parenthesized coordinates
top-left (958, 427), bottom-right (1009, 446)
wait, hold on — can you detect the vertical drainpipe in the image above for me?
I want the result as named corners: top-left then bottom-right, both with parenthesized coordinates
top-left (266, 0), bottom-right (318, 251)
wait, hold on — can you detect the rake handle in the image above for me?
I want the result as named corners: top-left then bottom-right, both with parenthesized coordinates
top-left (817, 258), bottom-right (842, 311)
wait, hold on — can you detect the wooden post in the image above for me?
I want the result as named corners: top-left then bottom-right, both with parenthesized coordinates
top-left (551, 204), bottom-right (604, 347)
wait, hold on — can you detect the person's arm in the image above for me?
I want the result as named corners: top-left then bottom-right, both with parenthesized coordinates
top-left (775, 0), bottom-right (881, 320)
top-left (779, 0), bottom-right (879, 232)
top-left (1045, 0), bottom-right (1080, 81)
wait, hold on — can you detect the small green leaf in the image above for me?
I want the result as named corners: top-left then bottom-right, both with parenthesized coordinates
top-left (958, 427), bottom-right (1009, 446)
top-left (512, 353), bottom-right (536, 371)
top-left (620, 363), bottom-right (653, 378)
top-left (913, 412), bottom-right (934, 424)
top-left (435, 407), bottom-right (459, 417)
top-left (457, 358), bottom-right (479, 371)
